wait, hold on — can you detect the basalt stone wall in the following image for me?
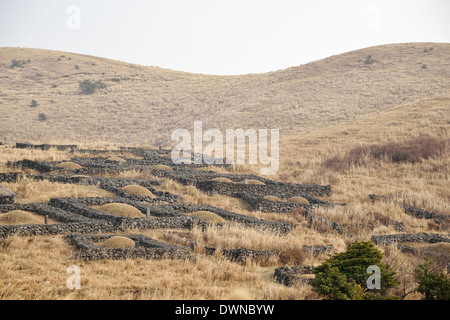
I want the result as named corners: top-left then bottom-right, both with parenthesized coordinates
top-left (274, 266), bottom-right (315, 286)
top-left (9, 159), bottom-right (54, 173)
top-left (234, 194), bottom-right (345, 234)
top-left (400, 204), bottom-right (448, 223)
top-left (240, 193), bottom-right (345, 214)
top-left (369, 194), bottom-right (448, 224)
top-left (51, 197), bottom-right (182, 218)
top-left (30, 174), bottom-right (179, 203)
top-left (173, 203), bottom-right (294, 235)
top-left (0, 172), bottom-right (24, 183)
top-left (240, 194), bottom-right (312, 214)
top-left (63, 199), bottom-right (294, 235)
top-left (48, 197), bottom-right (196, 231)
top-left (0, 202), bottom-right (116, 238)
top-left (0, 221), bottom-right (116, 239)
top-left (152, 169), bottom-right (275, 186)
top-left (67, 233), bottom-right (193, 261)
top-left (396, 244), bottom-right (449, 268)
top-left (371, 233), bottom-right (450, 246)
top-left (204, 245), bottom-right (277, 264)
top-left (99, 183), bottom-right (179, 204)
top-left (15, 143), bottom-right (78, 151)
top-left (197, 180), bottom-right (331, 198)
top-left (0, 202), bottom-right (98, 223)
top-left (0, 195), bottom-right (16, 204)
top-left (31, 174), bottom-right (161, 187)
top-left (302, 245), bottom-right (334, 256)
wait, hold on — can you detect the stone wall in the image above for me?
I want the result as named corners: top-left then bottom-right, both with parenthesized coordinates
top-left (48, 197), bottom-right (294, 234)
top-left (8, 159), bottom-right (55, 173)
top-left (0, 172), bottom-right (24, 183)
top-left (15, 142), bottom-right (78, 151)
top-left (400, 204), bottom-right (448, 223)
top-left (197, 180), bottom-right (331, 198)
top-left (0, 195), bottom-right (15, 204)
top-left (371, 233), bottom-right (450, 245)
top-left (0, 199), bottom-right (197, 238)
top-left (67, 233), bottom-right (193, 261)
top-left (31, 174), bottom-right (160, 187)
top-left (274, 266), bottom-right (315, 286)
top-left (204, 246), bottom-right (277, 264)
top-left (369, 194), bottom-right (448, 224)
top-left (48, 197), bottom-right (196, 231)
top-left (0, 202), bottom-right (116, 238)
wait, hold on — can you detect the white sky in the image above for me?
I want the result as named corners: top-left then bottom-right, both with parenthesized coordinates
top-left (0, 0), bottom-right (449, 75)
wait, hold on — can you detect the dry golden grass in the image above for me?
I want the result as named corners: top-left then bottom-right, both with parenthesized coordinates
top-left (0, 146), bottom-right (72, 173)
top-left (0, 44), bottom-right (449, 300)
top-left (263, 195), bottom-right (283, 202)
top-left (0, 210), bottom-right (43, 225)
top-left (70, 175), bottom-right (90, 178)
top-left (211, 177), bottom-right (234, 183)
top-left (7, 180), bottom-right (106, 201)
top-left (1, 180), bottom-right (115, 204)
top-left (121, 185), bottom-right (155, 198)
top-left (93, 203), bottom-right (144, 218)
top-left (406, 242), bottom-right (450, 255)
top-left (184, 211), bottom-right (227, 224)
top-left (238, 179), bottom-right (265, 185)
top-left (150, 164), bottom-right (173, 172)
top-left (96, 236), bottom-right (136, 248)
top-left (226, 288), bottom-right (253, 300)
top-left (106, 156), bottom-right (126, 163)
top-left (0, 235), bottom-right (320, 300)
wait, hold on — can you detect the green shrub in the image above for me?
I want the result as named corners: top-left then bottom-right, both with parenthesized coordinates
top-left (74, 65), bottom-right (80, 70)
top-left (30, 100), bottom-right (38, 108)
top-left (364, 55), bottom-right (374, 65)
top-left (10, 59), bottom-right (28, 69)
top-left (312, 241), bottom-right (399, 300)
top-left (415, 258), bottom-right (450, 300)
top-left (79, 80), bottom-right (107, 94)
top-left (38, 113), bottom-right (48, 121)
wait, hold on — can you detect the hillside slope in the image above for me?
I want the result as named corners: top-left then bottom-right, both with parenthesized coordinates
top-left (0, 42), bottom-right (449, 146)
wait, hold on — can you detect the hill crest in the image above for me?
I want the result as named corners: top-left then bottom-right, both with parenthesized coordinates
top-left (0, 42), bottom-right (449, 146)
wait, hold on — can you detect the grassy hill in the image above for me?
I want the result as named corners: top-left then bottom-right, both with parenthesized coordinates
top-left (0, 42), bottom-right (449, 146)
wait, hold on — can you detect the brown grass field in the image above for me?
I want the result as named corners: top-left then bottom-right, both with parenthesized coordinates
top-left (0, 42), bottom-right (449, 300)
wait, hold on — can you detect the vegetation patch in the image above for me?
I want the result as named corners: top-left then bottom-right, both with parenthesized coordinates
top-left (122, 185), bottom-right (156, 198)
top-left (323, 135), bottom-right (447, 171)
top-left (56, 162), bottom-right (82, 170)
top-left (10, 59), bottom-right (29, 69)
top-left (93, 203), bottom-right (145, 218)
top-left (238, 179), bottom-right (265, 185)
top-left (106, 156), bottom-right (126, 163)
top-left (0, 210), bottom-right (43, 225)
top-left (150, 164), bottom-right (173, 172)
top-left (185, 210), bottom-right (227, 223)
top-left (211, 177), bottom-right (234, 183)
top-left (96, 236), bottom-right (136, 248)
top-left (79, 79), bottom-right (107, 94)
top-left (263, 195), bottom-right (283, 202)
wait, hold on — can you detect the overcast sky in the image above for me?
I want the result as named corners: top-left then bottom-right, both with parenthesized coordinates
top-left (0, 0), bottom-right (449, 75)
